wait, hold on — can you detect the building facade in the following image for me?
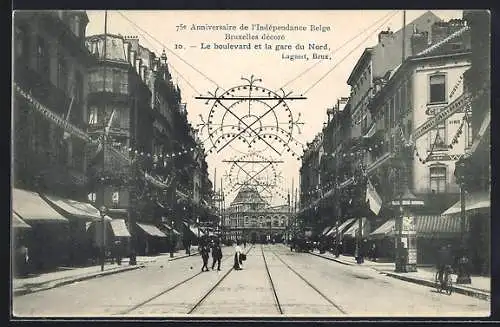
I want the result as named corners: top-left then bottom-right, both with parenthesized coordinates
top-left (13, 10), bottom-right (95, 271)
top-left (299, 14), bottom-right (475, 265)
top-left (224, 186), bottom-right (290, 243)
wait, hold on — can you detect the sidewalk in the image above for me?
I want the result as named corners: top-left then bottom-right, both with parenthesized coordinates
top-left (310, 249), bottom-right (490, 301)
top-left (13, 246), bottom-right (208, 297)
top-left (13, 261), bottom-right (144, 297)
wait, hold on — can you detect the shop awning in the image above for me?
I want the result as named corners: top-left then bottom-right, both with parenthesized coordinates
top-left (369, 216), bottom-right (467, 239)
top-left (343, 218), bottom-right (371, 238)
top-left (441, 192), bottom-right (490, 217)
top-left (110, 219), bottom-right (131, 237)
top-left (162, 224), bottom-right (181, 235)
top-left (12, 188), bottom-right (68, 224)
top-left (370, 219), bottom-right (396, 239)
top-left (183, 221), bottom-right (205, 238)
top-left (417, 215), bottom-right (468, 235)
top-left (137, 223), bottom-right (167, 237)
top-left (12, 212), bottom-right (32, 229)
top-left (42, 194), bottom-right (102, 221)
top-left (325, 218), bottom-right (356, 237)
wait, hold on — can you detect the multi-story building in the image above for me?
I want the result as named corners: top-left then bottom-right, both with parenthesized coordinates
top-left (13, 10), bottom-right (95, 270)
top-left (451, 10), bottom-right (490, 275)
top-left (366, 18), bottom-right (472, 265)
top-left (14, 10), bottom-right (93, 198)
top-left (224, 186), bottom-right (290, 243)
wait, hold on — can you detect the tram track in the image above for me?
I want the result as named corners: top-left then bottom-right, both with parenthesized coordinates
top-left (265, 245), bottom-right (347, 315)
top-left (187, 245), bottom-right (255, 314)
top-left (119, 245), bottom-right (254, 315)
top-left (261, 244), bottom-right (284, 314)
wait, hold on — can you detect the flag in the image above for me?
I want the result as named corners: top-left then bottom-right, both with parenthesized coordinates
top-left (366, 179), bottom-right (382, 215)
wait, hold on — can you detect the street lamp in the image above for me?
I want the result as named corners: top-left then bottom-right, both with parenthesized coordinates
top-left (98, 205), bottom-right (108, 272)
top-left (454, 157), bottom-right (472, 284)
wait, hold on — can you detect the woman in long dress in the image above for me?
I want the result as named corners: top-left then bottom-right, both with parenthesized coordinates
top-left (233, 241), bottom-right (242, 270)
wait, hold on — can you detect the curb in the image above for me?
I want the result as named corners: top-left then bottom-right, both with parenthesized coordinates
top-left (168, 252), bottom-right (200, 261)
top-left (13, 264), bottom-right (145, 297)
top-left (381, 271), bottom-right (490, 301)
top-left (308, 251), bottom-right (353, 266)
top-left (310, 251), bottom-right (490, 301)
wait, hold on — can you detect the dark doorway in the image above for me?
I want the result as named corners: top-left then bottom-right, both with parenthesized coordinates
top-left (251, 232), bottom-right (257, 244)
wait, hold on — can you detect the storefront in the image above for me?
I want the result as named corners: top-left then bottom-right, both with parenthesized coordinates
top-left (136, 223), bottom-right (167, 255)
top-left (12, 188), bottom-right (70, 271)
top-left (442, 191), bottom-right (490, 275)
top-left (42, 194), bottom-right (111, 265)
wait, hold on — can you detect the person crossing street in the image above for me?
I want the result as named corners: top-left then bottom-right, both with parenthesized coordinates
top-left (211, 241), bottom-right (222, 271)
top-left (200, 242), bottom-right (210, 272)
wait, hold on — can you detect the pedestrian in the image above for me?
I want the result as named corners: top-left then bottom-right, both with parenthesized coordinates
top-left (371, 242), bottom-right (377, 261)
top-left (233, 240), bottom-right (242, 270)
top-left (243, 239), bottom-right (247, 248)
top-left (113, 239), bottom-right (122, 265)
top-left (212, 241), bottom-right (223, 271)
top-left (201, 243), bottom-right (210, 272)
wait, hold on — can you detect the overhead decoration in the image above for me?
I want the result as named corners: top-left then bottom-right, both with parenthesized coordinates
top-left (196, 75), bottom-right (306, 158)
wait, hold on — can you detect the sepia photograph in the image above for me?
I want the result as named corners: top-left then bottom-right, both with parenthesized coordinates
top-left (11, 9), bottom-right (491, 318)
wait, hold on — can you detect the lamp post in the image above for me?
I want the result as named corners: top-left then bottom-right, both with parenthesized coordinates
top-left (98, 205), bottom-right (108, 272)
top-left (454, 157), bottom-right (471, 284)
top-left (353, 164), bottom-right (366, 264)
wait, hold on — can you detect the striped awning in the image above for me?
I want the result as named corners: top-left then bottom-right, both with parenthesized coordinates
top-left (370, 219), bottom-right (396, 239)
top-left (325, 218), bottom-right (356, 237)
top-left (368, 216), bottom-right (468, 239)
top-left (417, 215), bottom-right (469, 235)
top-left (343, 218), bottom-right (371, 238)
top-left (42, 194), bottom-right (102, 221)
top-left (137, 223), bottom-right (166, 237)
top-left (110, 219), bottom-right (131, 237)
top-left (12, 212), bottom-right (32, 229)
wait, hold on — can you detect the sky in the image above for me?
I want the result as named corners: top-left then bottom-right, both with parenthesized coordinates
top-left (85, 10), bottom-right (463, 206)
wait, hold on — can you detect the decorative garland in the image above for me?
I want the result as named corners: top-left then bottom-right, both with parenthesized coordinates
top-left (14, 83), bottom-right (90, 142)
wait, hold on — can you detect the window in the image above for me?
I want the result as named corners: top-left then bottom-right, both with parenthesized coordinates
top-left (72, 16), bottom-right (81, 37)
top-left (430, 166), bottom-right (447, 193)
top-left (390, 97), bottom-right (395, 128)
top-left (429, 74), bottom-right (446, 103)
top-left (406, 78), bottom-right (412, 112)
top-left (384, 102), bottom-right (390, 129)
top-left (35, 36), bottom-right (49, 75)
top-left (88, 107), bottom-right (98, 125)
top-left (88, 192), bottom-right (96, 203)
top-left (429, 122), bottom-right (447, 150)
top-left (57, 54), bottom-right (67, 92)
top-left (466, 120), bottom-right (473, 148)
top-left (74, 71), bottom-right (83, 104)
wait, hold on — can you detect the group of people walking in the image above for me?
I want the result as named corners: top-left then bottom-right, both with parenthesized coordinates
top-left (199, 239), bottom-right (223, 271)
top-left (198, 239), bottom-right (246, 272)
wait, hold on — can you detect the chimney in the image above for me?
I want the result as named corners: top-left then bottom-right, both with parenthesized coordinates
top-left (378, 27), bottom-right (394, 43)
top-left (431, 21), bottom-right (449, 44)
top-left (411, 30), bottom-right (429, 55)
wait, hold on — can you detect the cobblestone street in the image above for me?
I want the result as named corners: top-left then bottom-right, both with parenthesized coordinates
top-left (13, 244), bottom-right (490, 317)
